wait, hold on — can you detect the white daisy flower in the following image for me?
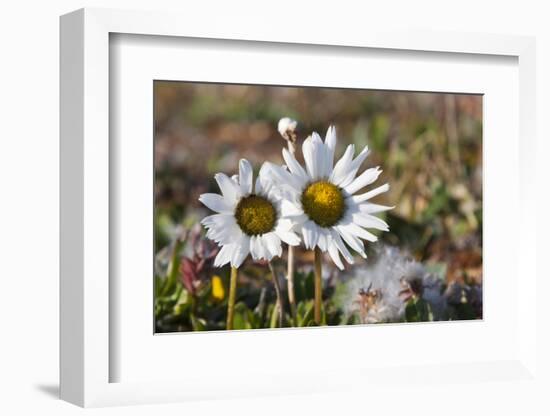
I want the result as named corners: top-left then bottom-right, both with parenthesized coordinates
top-left (199, 159), bottom-right (301, 269)
top-left (266, 125), bottom-right (392, 270)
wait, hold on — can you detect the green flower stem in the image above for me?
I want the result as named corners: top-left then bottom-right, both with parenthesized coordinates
top-left (314, 247), bottom-right (323, 325)
top-left (268, 261), bottom-right (284, 328)
top-left (286, 246), bottom-right (297, 326)
top-left (226, 266), bottom-right (238, 330)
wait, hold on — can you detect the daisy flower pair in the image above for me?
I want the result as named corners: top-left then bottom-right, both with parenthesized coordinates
top-left (199, 124), bottom-right (391, 327)
top-left (200, 125), bottom-right (391, 270)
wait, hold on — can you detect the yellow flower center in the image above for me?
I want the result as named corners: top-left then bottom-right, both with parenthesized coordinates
top-left (235, 195), bottom-right (277, 236)
top-left (211, 275), bottom-right (225, 301)
top-left (301, 181), bottom-right (345, 227)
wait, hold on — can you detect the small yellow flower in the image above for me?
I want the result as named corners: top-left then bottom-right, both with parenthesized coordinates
top-left (211, 275), bottom-right (225, 301)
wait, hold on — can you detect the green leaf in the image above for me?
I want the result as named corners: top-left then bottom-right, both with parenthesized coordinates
top-left (161, 238), bottom-right (185, 297)
top-left (421, 184), bottom-right (449, 222)
top-left (294, 271), bottom-right (315, 303)
top-left (454, 302), bottom-right (476, 320)
top-left (190, 314), bottom-right (206, 331)
top-left (405, 298), bottom-right (433, 322)
top-left (269, 304), bottom-right (279, 328)
top-left (405, 299), bottom-right (419, 322)
top-left (232, 302), bottom-right (249, 330)
top-left (154, 276), bottom-right (164, 298)
top-left (247, 309), bottom-right (261, 329)
top-left (304, 272), bottom-right (314, 300)
top-left (297, 300), bottom-right (314, 327)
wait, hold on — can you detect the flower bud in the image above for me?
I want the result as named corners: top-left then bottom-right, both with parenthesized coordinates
top-left (277, 117), bottom-right (298, 142)
top-left (277, 117), bottom-right (298, 154)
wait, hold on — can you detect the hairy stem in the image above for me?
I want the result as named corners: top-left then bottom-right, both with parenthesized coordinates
top-left (314, 247), bottom-right (323, 325)
top-left (268, 261), bottom-right (284, 327)
top-left (226, 267), bottom-right (238, 330)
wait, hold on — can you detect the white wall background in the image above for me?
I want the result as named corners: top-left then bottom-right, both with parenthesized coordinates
top-left (1, 1), bottom-right (548, 414)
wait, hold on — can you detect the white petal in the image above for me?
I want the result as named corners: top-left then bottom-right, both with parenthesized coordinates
top-left (317, 228), bottom-right (330, 252)
top-left (350, 145), bottom-right (370, 170)
top-left (325, 125), bottom-right (337, 170)
top-left (203, 215), bottom-right (242, 245)
top-left (302, 136), bottom-right (317, 180)
top-left (352, 183), bottom-right (390, 203)
top-left (231, 235), bottom-right (250, 268)
top-left (344, 167), bottom-right (382, 195)
top-left (288, 213), bottom-right (308, 226)
top-left (214, 244), bottom-right (234, 267)
top-left (199, 193), bottom-right (233, 213)
top-left (342, 221), bottom-right (378, 242)
top-left (201, 213), bottom-right (234, 229)
top-left (352, 212), bottom-right (389, 231)
top-left (276, 229), bottom-right (301, 246)
top-left (334, 223), bottom-right (366, 257)
top-left (202, 213), bottom-right (229, 226)
top-left (222, 226), bottom-right (242, 245)
top-left (311, 132), bottom-right (330, 179)
top-left (255, 177), bottom-right (265, 195)
top-left (302, 220), bottom-right (320, 250)
top-left (281, 214), bottom-right (309, 231)
top-left (249, 236), bottom-right (262, 260)
top-left (358, 202), bottom-right (394, 214)
top-left (327, 240), bottom-right (344, 270)
top-left (267, 184), bottom-right (294, 202)
top-left (255, 162), bottom-right (270, 195)
top-left (262, 232), bottom-right (282, 258)
top-left (330, 144), bottom-right (355, 185)
top-left (275, 217), bottom-right (295, 232)
top-left (256, 236), bottom-right (269, 259)
top-left (238, 159), bottom-right (253, 195)
top-left (282, 148), bottom-right (308, 182)
top-left (281, 199), bottom-right (304, 217)
top-left (338, 146), bottom-right (370, 189)
top-left (331, 230), bottom-right (355, 264)
top-left (264, 162), bottom-right (304, 193)
top-left (215, 173), bottom-right (241, 204)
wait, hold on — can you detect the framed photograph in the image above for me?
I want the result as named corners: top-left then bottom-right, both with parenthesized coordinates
top-left (60, 8), bottom-right (538, 407)
top-left (152, 81), bottom-right (483, 334)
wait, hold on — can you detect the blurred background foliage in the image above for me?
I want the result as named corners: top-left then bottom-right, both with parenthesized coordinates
top-left (154, 82), bottom-right (482, 332)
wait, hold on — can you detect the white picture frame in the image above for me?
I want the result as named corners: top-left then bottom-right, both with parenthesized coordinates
top-left (60, 7), bottom-right (538, 408)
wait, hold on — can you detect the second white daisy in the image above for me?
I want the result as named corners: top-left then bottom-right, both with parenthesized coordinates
top-left (199, 159), bottom-right (300, 268)
top-left (266, 125), bottom-right (392, 270)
